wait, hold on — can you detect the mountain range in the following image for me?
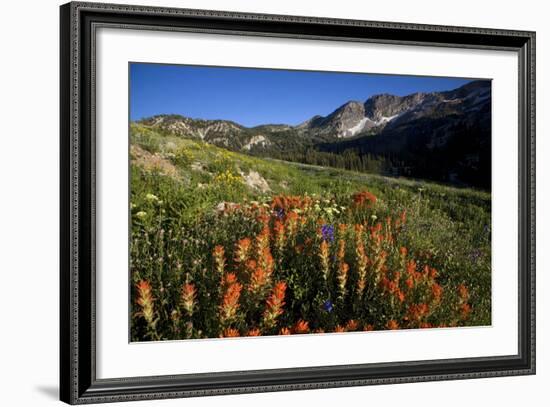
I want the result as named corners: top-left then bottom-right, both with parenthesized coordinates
top-left (135, 80), bottom-right (491, 189)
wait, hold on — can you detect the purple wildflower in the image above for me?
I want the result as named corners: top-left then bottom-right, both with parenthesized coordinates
top-left (321, 224), bottom-right (335, 242)
top-left (323, 300), bottom-right (334, 313)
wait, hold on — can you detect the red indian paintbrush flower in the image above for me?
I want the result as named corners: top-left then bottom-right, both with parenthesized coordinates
top-left (338, 223), bottom-right (348, 235)
top-left (370, 222), bottom-right (383, 247)
top-left (386, 320), bottom-right (400, 330)
top-left (220, 274), bottom-right (242, 324)
top-left (220, 328), bottom-right (240, 338)
top-left (273, 220), bottom-right (285, 252)
top-left (247, 328), bottom-right (261, 336)
top-left (234, 238), bottom-right (252, 265)
top-left (136, 280), bottom-right (155, 326)
top-left (245, 259), bottom-right (257, 274)
top-left (371, 249), bottom-right (387, 283)
top-left (259, 247), bottom-right (274, 277)
top-left (293, 319), bottom-right (310, 334)
top-left (337, 262), bottom-right (349, 297)
top-left (224, 272), bottom-right (238, 286)
top-left (337, 239), bottom-right (346, 262)
top-left (262, 281), bottom-right (287, 329)
top-left (257, 213), bottom-right (270, 228)
top-left (352, 190), bottom-right (377, 207)
top-left (249, 266), bottom-right (268, 294)
top-left (285, 211), bottom-right (299, 238)
top-left (408, 303), bottom-right (430, 323)
top-left (180, 282), bottom-right (197, 316)
top-left (460, 303), bottom-right (472, 320)
top-left (431, 282), bottom-right (443, 304)
top-left (336, 238), bottom-right (349, 296)
top-left (213, 245), bottom-right (226, 276)
top-left (279, 327), bottom-right (291, 335)
top-left (395, 289), bottom-right (405, 303)
top-left (356, 259), bottom-right (368, 295)
top-left (319, 240), bottom-right (330, 281)
top-left (406, 260), bottom-right (422, 282)
top-left (458, 284), bottom-right (470, 301)
top-left (354, 225), bottom-right (369, 293)
top-left (345, 320), bottom-right (359, 332)
top-left (255, 227), bottom-right (270, 260)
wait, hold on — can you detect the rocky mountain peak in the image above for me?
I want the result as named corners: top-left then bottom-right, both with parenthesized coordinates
top-left (364, 92), bottom-right (436, 121)
top-left (137, 80), bottom-right (490, 146)
top-left (304, 101), bottom-right (367, 138)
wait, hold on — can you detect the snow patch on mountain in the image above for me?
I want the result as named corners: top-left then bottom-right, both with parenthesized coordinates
top-left (378, 114), bottom-right (399, 124)
top-left (345, 118), bottom-right (368, 137)
top-left (365, 114), bottom-right (399, 126)
top-left (341, 114), bottom-right (401, 138)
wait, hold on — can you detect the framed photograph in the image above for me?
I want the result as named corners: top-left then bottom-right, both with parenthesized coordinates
top-left (60, 1), bottom-right (535, 404)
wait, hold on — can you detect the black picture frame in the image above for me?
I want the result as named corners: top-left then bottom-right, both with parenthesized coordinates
top-left (60, 2), bottom-right (536, 404)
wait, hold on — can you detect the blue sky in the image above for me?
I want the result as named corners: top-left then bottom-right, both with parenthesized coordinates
top-left (130, 63), bottom-right (474, 127)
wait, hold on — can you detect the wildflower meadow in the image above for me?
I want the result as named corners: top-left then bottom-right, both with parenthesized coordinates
top-left (129, 124), bottom-right (491, 341)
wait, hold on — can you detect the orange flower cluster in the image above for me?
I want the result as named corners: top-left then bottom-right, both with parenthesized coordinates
top-left (220, 328), bottom-right (240, 338)
top-left (285, 211), bottom-right (300, 240)
top-left (431, 282), bottom-right (443, 304)
top-left (354, 225), bottom-right (369, 295)
top-left (458, 284), bottom-right (469, 301)
top-left (219, 272), bottom-right (243, 324)
top-left (136, 280), bottom-right (155, 326)
top-left (271, 195), bottom-right (313, 212)
top-left (386, 320), bottom-right (400, 330)
top-left (333, 325), bottom-right (346, 333)
top-left (407, 303), bottom-right (430, 323)
top-left (180, 282), bottom-right (197, 316)
top-left (337, 261), bottom-right (349, 297)
top-left (319, 240), bottom-right (330, 281)
top-left (247, 328), bottom-right (262, 336)
top-left (381, 272), bottom-right (406, 304)
top-left (352, 190), bottom-right (377, 207)
top-left (332, 320), bottom-right (360, 333)
top-left (336, 234), bottom-right (351, 297)
top-left (213, 245), bottom-right (226, 276)
top-left (234, 238), bottom-right (252, 266)
top-left (262, 281), bottom-right (287, 329)
top-left (255, 227), bottom-right (270, 260)
top-left (273, 220), bottom-right (285, 253)
top-left (133, 190), bottom-right (476, 341)
top-left (345, 319), bottom-right (359, 331)
top-left (248, 262), bottom-right (268, 294)
top-left (278, 319), bottom-right (368, 335)
top-left (293, 319), bottom-right (310, 334)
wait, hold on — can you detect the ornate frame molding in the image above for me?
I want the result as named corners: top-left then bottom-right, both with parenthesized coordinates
top-left (60, 2), bottom-right (535, 404)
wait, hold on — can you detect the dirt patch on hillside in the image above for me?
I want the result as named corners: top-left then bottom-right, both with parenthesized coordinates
top-left (130, 144), bottom-right (180, 179)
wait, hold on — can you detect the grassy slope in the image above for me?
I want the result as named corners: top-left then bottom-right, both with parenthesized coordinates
top-left (130, 123), bottom-right (491, 330)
